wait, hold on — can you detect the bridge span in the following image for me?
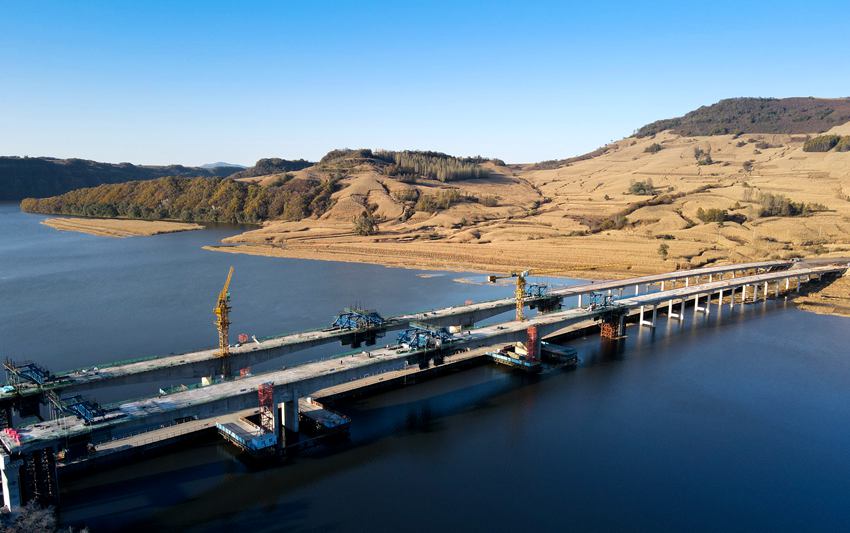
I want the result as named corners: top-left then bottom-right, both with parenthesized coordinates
top-left (1, 260), bottom-right (793, 401)
top-left (0, 260), bottom-right (843, 511)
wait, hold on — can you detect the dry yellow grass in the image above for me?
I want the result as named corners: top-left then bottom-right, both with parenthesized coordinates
top-left (211, 122), bottom-right (850, 281)
top-left (793, 273), bottom-right (850, 317)
top-left (43, 218), bottom-right (203, 238)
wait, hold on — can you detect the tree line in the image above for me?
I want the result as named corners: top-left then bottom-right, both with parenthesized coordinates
top-left (21, 175), bottom-right (339, 224)
top-left (317, 148), bottom-right (491, 182)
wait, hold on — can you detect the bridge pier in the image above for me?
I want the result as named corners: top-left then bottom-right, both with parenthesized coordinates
top-left (694, 293), bottom-right (708, 315)
top-left (19, 448), bottom-right (58, 508)
top-left (282, 396), bottom-right (300, 434)
top-left (0, 401), bottom-right (12, 430)
top-left (639, 305), bottom-right (656, 328)
top-left (1, 452), bottom-right (22, 512)
top-left (600, 312), bottom-right (626, 339)
top-left (667, 299), bottom-right (683, 322)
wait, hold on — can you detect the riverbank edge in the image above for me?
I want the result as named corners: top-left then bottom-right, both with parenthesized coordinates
top-left (202, 243), bottom-right (850, 318)
top-left (42, 217), bottom-right (205, 238)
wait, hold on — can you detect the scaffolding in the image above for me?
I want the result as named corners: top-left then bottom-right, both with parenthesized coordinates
top-left (597, 307), bottom-right (627, 339)
top-left (258, 382), bottom-right (275, 434)
top-left (21, 447), bottom-right (58, 506)
top-left (526, 325), bottom-right (540, 361)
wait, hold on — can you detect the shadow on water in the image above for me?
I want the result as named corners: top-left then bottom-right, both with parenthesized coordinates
top-left (61, 297), bottom-right (831, 532)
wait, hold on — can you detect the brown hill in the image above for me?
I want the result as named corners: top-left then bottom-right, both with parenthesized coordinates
top-left (636, 97), bottom-right (850, 137)
top-left (214, 122), bottom-right (850, 278)
top-left (21, 99), bottom-right (850, 279)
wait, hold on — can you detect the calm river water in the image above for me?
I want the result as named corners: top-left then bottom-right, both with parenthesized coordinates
top-left (2, 203), bottom-right (850, 532)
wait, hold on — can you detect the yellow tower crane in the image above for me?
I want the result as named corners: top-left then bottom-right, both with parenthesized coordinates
top-left (214, 266), bottom-right (234, 359)
top-left (487, 270), bottom-right (530, 321)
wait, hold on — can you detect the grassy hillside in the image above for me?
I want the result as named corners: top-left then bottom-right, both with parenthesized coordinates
top-left (637, 97), bottom-right (850, 137)
top-left (0, 156), bottom-right (242, 201)
top-left (212, 120), bottom-right (850, 278)
top-left (20, 99), bottom-right (850, 278)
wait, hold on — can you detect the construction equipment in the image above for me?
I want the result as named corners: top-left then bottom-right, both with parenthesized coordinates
top-left (329, 308), bottom-right (386, 331)
top-left (396, 323), bottom-right (454, 351)
top-left (214, 266), bottom-right (235, 359)
top-left (525, 283), bottom-right (549, 299)
top-left (4, 359), bottom-right (52, 388)
top-left (44, 390), bottom-right (108, 425)
top-left (487, 270), bottom-right (530, 321)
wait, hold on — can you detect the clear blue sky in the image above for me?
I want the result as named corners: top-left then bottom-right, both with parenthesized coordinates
top-left (2, 1), bottom-right (849, 166)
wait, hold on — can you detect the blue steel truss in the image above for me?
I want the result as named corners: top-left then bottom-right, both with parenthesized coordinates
top-left (397, 325), bottom-right (454, 350)
top-left (525, 283), bottom-right (549, 298)
top-left (4, 360), bottom-right (52, 386)
top-left (62, 395), bottom-right (107, 424)
top-left (586, 291), bottom-right (615, 308)
top-left (331, 308), bottom-right (386, 330)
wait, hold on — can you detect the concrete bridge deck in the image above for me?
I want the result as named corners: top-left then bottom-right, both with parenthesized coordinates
top-left (3, 262), bottom-right (842, 456)
top-left (1, 260), bottom-right (794, 400)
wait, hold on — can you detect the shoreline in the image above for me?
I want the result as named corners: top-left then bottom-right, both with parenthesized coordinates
top-left (202, 243), bottom-right (625, 281)
top-left (42, 217), bottom-right (205, 238)
top-left (203, 242), bottom-right (850, 319)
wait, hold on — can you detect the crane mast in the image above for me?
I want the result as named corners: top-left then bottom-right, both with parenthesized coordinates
top-left (215, 266), bottom-right (234, 359)
top-left (487, 270), bottom-right (530, 321)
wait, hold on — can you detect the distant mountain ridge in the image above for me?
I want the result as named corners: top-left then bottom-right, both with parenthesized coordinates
top-left (0, 156), bottom-right (243, 201)
top-left (201, 162), bottom-right (246, 169)
top-left (636, 97), bottom-right (850, 137)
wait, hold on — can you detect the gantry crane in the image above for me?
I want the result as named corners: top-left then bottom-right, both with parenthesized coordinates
top-left (487, 270), bottom-right (530, 321)
top-left (214, 266), bottom-right (234, 359)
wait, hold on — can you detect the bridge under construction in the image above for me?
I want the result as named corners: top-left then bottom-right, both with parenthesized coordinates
top-left (0, 260), bottom-right (845, 511)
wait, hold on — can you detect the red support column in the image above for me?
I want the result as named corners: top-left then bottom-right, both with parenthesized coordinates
top-left (526, 326), bottom-right (539, 361)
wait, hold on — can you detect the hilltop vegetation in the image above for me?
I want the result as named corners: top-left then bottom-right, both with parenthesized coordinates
top-left (803, 134), bottom-right (850, 152)
top-left (228, 158), bottom-right (313, 179)
top-left (0, 156), bottom-right (242, 201)
top-left (317, 148), bottom-right (492, 182)
top-left (637, 97), bottom-right (850, 137)
top-left (18, 147), bottom-right (505, 227)
top-left (382, 150), bottom-right (486, 182)
top-left (21, 175), bottom-right (338, 224)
